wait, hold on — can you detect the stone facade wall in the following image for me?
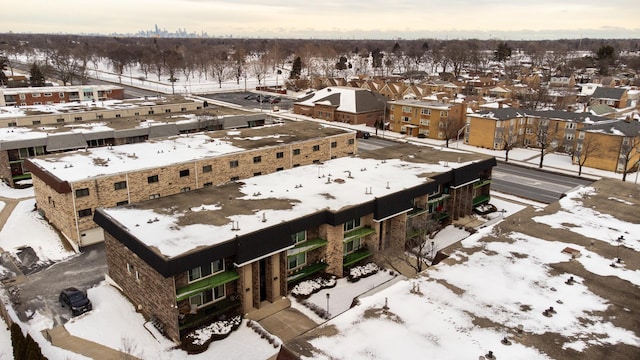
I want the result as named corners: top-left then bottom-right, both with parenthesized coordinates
top-left (238, 264), bottom-right (253, 313)
top-left (0, 151), bottom-right (12, 187)
top-left (450, 184), bottom-right (474, 220)
top-left (104, 232), bottom-right (180, 342)
top-left (387, 213), bottom-right (408, 252)
top-left (321, 223), bottom-right (344, 277)
top-left (32, 132), bottom-right (356, 247)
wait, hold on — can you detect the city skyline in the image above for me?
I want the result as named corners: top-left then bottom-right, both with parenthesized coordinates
top-left (3, 0), bottom-right (640, 40)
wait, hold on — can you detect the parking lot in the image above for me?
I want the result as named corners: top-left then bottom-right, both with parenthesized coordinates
top-left (200, 91), bottom-right (295, 112)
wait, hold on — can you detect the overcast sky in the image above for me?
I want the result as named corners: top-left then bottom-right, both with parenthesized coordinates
top-left (4, 0), bottom-right (640, 40)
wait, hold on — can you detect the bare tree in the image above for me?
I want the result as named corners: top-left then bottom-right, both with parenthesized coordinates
top-left (47, 47), bottom-right (83, 85)
top-left (163, 48), bottom-right (184, 94)
top-left (443, 40), bottom-right (469, 77)
top-left (530, 119), bottom-right (560, 168)
top-left (441, 116), bottom-right (466, 148)
top-left (618, 136), bottom-right (640, 182)
top-left (573, 133), bottom-right (602, 176)
top-left (501, 125), bottom-right (519, 162)
top-left (210, 51), bottom-right (231, 88)
top-left (107, 45), bottom-right (135, 84)
top-left (250, 54), bottom-right (269, 86)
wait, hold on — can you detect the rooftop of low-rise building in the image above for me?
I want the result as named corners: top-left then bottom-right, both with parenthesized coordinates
top-left (26, 121), bottom-right (354, 182)
top-left (470, 107), bottom-right (611, 123)
top-left (97, 143), bottom-right (493, 259)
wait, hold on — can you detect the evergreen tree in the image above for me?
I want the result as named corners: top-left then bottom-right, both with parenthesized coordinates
top-left (494, 42), bottom-right (512, 62)
top-left (290, 56), bottom-right (302, 79)
top-left (25, 334), bottom-right (46, 360)
top-left (0, 56), bottom-right (9, 86)
top-left (11, 322), bottom-right (26, 360)
top-left (30, 63), bottom-right (46, 87)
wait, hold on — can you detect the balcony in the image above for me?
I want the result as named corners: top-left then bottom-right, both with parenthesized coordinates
top-left (287, 261), bottom-right (329, 283)
top-left (473, 195), bottom-right (490, 206)
top-left (178, 296), bottom-right (241, 332)
top-left (287, 237), bottom-right (328, 256)
top-left (344, 226), bottom-right (375, 241)
top-left (176, 270), bottom-right (239, 302)
top-left (343, 247), bottom-right (372, 268)
top-left (473, 179), bottom-right (492, 188)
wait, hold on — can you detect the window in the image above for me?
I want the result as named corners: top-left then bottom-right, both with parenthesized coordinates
top-left (229, 160), bottom-right (239, 168)
top-left (75, 188), bottom-right (89, 197)
top-left (180, 187), bottom-right (191, 192)
top-left (253, 172), bottom-right (262, 176)
top-left (419, 119), bottom-right (430, 126)
top-left (78, 208), bottom-right (92, 218)
top-left (114, 181), bottom-right (127, 190)
top-left (276, 152), bottom-right (284, 159)
top-left (291, 230), bottom-right (306, 244)
top-left (276, 167), bottom-right (284, 171)
top-left (32, 120), bottom-right (41, 125)
top-left (44, 92), bottom-right (52, 97)
top-left (348, 138), bottom-right (355, 145)
top-left (440, 111), bottom-right (448, 117)
top-left (312, 145), bottom-right (320, 151)
top-left (402, 106), bottom-right (412, 112)
top-left (147, 175), bottom-right (159, 183)
top-left (402, 116), bottom-right (410, 122)
top-left (32, 93), bottom-right (41, 98)
top-left (189, 285), bottom-right (225, 308)
top-left (331, 141), bottom-right (337, 148)
top-left (202, 165), bottom-right (212, 173)
top-left (203, 182), bottom-right (213, 187)
top-left (293, 149), bottom-right (301, 155)
top-left (421, 108), bottom-right (431, 115)
top-left (230, 176), bottom-right (240, 181)
top-left (149, 193), bottom-right (160, 199)
top-left (19, 94), bottom-right (25, 100)
top-left (59, 93), bottom-right (65, 98)
top-left (74, 116), bottom-right (82, 121)
top-left (566, 122), bottom-right (576, 129)
top-left (116, 200), bottom-right (129, 206)
top-left (344, 238), bottom-right (362, 255)
top-left (565, 134), bottom-right (574, 141)
top-left (188, 260), bottom-right (224, 282)
top-left (135, 271), bottom-right (141, 281)
top-left (179, 169), bottom-right (190, 177)
top-left (56, 118), bottom-right (65, 123)
top-left (578, 132), bottom-right (585, 139)
top-left (127, 263), bottom-right (133, 273)
top-left (253, 156), bottom-right (262, 163)
top-left (288, 253), bottom-right (306, 271)
top-left (344, 218), bottom-right (361, 232)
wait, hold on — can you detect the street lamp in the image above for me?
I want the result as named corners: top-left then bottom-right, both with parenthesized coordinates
top-left (326, 293), bottom-right (330, 317)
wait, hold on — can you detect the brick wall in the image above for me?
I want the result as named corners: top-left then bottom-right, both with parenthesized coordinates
top-left (104, 232), bottom-right (180, 342)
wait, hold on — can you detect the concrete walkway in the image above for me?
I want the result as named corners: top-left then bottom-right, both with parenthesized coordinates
top-left (45, 326), bottom-right (131, 360)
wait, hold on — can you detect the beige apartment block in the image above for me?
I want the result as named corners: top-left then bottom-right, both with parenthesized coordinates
top-left (25, 121), bottom-right (357, 251)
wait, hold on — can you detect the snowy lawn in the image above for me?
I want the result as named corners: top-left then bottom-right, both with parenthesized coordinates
top-left (0, 199), bottom-right (74, 262)
top-left (0, 182), bottom-right (33, 199)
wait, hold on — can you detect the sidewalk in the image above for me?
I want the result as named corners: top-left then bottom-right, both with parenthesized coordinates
top-left (44, 326), bottom-right (130, 360)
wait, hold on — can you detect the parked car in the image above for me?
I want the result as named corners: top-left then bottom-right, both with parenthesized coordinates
top-left (269, 97), bottom-right (281, 104)
top-left (59, 287), bottom-right (92, 316)
top-left (244, 94), bottom-right (256, 100)
top-left (257, 94), bottom-right (272, 103)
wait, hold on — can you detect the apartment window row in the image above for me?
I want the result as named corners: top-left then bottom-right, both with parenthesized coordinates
top-left (344, 217), bottom-right (361, 232)
top-left (78, 208), bottom-right (92, 218)
top-left (75, 188), bottom-right (89, 197)
top-left (190, 285), bottom-right (225, 308)
top-left (188, 260), bottom-right (224, 283)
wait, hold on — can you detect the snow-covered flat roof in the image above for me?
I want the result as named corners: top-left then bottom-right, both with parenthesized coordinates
top-left (28, 121), bottom-right (352, 182)
top-left (101, 155), bottom-right (478, 258)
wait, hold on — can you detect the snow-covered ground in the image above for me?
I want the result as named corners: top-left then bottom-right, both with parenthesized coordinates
top-left (299, 186), bottom-right (640, 359)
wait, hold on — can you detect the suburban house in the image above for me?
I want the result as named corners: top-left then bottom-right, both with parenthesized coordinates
top-left (388, 99), bottom-right (466, 139)
top-left (549, 75), bottom-right (576, 88)
top-left (93, 143), bottom-right (496, 343)
top-left (293, 86), bottom-right (386, 127)
top-left (574, 116), bottom-right (640, 173)
top-left (0, 85), bottom-right (124, 107)
top-left (465, 108), bottom-right (610, 153)
top-left (589, 87), bottom-right (629, 109)
top-left (24, 121), bottom-right (357, 250)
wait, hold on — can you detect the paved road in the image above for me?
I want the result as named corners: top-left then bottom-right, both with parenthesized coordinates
top-left (200, 91), bottom-right (295, 112)
top-left (492, 162), bottom-right (594, 203)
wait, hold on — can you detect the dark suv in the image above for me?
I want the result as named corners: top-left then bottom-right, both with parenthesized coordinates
top-left (59, 287), bottom-right (92, 316)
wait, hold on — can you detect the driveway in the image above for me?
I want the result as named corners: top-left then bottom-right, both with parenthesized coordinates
top-left (6, 244), bottom-right (107, 327)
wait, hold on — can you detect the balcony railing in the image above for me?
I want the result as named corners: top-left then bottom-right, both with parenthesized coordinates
top-left (178, 296), bottom-right (241, 332)
top-left (473, 179), bottom-right (492, 188)
top-left (287, 261), bottom-right (329, 283)
top-left (473, 195), bottom-right (490, 206)
top-left (343, 247), bottom-right (373, 268)
top-left (344, 226), bottom-right (375, 240)
top-left (287, 237), bottom-right (328, 256)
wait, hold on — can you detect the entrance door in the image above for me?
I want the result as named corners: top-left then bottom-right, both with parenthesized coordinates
top-left (259, 259), bottom-right (267, 302)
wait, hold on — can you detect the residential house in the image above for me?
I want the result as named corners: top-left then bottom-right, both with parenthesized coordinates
top-left (549, 75), bottom-right (576, 88)
top-left (388, 99), bottom-right (466, 139)
top-left (25, 121), bottom-right (357, 250)
top-left (589, 87), bottom-right (629, 109)
top-left (293, 87), bottom-right (386, 127)
top-left (94, 144), bottom-right (496, 343)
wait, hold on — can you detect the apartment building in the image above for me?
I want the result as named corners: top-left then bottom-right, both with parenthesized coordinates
top-left (94, 145), bottom-right (496, 343)
top-left (0, 85), bottom-right (124, 106)
top-left (465, 108), bottom-right (610, 153)
top-left (574, 117), bottom-right (640, 173)
top-left (25, 121), bottom-right (357, 250)
top-left (388, 99), bottom-right (465, 139)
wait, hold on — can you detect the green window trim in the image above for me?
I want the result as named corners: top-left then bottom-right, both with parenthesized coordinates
top-left (176, 270), bottom-right (239, 302)
top-left (427, 193), bottom-right (450, 204)
top-left (344, 226), bottom-right (375, 240)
